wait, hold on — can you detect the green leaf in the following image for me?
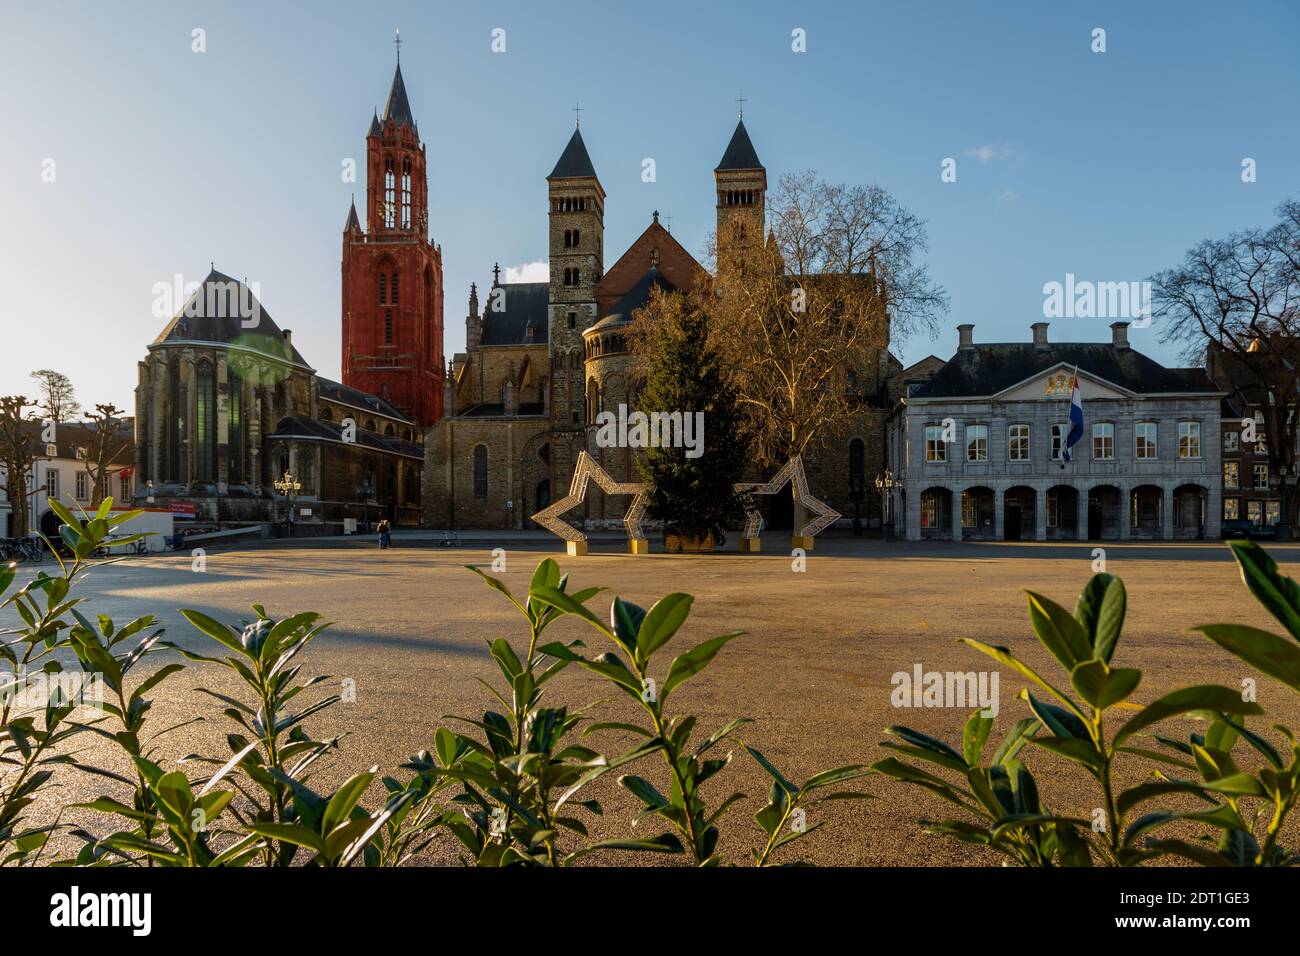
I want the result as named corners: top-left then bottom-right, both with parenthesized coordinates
top-left (962, 710), bottom-right (993, 767)
top-left (1114, 685), bottom-right (1264, 747)
top-left (661, 631), bottom-right (743, 699)
top-left (635, 593), bottom-right (693, 664)
top-left (610, 597), bottom-right (645, 658)
top-left (801, 765), bottom-right (871, 792)
top-left (180, 609), bottom-right (245, 657)
top-left (1026, 591), bottom-right (1092, 669)
top-left (1227, 540), bottom-right (1300, 641)
top-left (744, 745), bottom-right (800, 798)
top-left (564, 832), bottom-right (683, 862)
top-left (1075, 573), bottom-right (1127, 663)
top-left (1070, 659), bottom-right (1142, 710)
top-left (322, 768), bottom-right (377, 836)
top-left (959, 638), bottom-right (1087, 722)
top-left (530, 585), bottom-right (610, 637)
top-left (1195, 624), bottom-right (1300, 693)
top-left (247, 822), bottom-right (327, 855)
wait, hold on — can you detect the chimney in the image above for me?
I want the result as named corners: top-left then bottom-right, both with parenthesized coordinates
top-left (957, 324), bottom-right (975, 351)
top-left (1110, 321), bottom-right (1130, 349)
top-left (1031, 322), bottom-right (1050, 350)
top-left (282, 329), bottom-right (292, 348)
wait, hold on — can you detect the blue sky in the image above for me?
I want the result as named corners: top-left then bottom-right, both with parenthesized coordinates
top-left (2, 0), bottom-right (1297, 412)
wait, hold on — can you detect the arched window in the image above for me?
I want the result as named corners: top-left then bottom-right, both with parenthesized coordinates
top-left (402, 428), bottom-right (412, 441)
top-left (227, 367), bottom-right (243, 482)
top-left (384, 310), bottom-right (393, 344)
top-left (401, 159), bottom-right (412, 229)
top-left (379, 274), bottom-right (386, 304)
top-left (384, 423), bottom-right (395, 437)
top-left (365, 419), bottom-right (376, 432)
top-left (319, 406), bottom-right (332, 422)
top-left (383, 160), bottom-right (396, 228)
top-left (849, 438), bottom-right (865, 491)
top-left (572, 229), bottom-right (580, 246)
top-left (473, 445), bottom-right (488, 498)
top-left (391, 273), bottom-right (399, 305)
top-left (195, 361), bottom-right (215, 482)
top-left (585, 379), bottom-right (599, 424)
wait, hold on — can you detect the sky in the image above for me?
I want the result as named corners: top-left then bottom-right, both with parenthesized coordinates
top-left (2, 0), bottom-right (1298, 413)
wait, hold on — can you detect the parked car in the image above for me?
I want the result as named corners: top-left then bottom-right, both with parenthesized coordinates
top-left (1221, 519), bottom-right (1254, 539)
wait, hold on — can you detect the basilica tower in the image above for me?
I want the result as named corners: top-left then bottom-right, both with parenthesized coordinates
top-left (714, 114), bottom-right (767, 275)
top-left (341, 41), bottom-right (445, 426)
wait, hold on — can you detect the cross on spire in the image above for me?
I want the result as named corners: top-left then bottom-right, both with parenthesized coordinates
top-left (573, 102), bottom-right (583, 128)
top-left (736, 94), bottom-right (747, 119)
top-left (394, 28), bottom-right (401, 64)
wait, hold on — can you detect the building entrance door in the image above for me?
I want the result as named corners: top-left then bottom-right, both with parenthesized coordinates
top-left (1005, 503), bottom-right (1022, 540)
top-left (1088, 497), bottom-right (1102, 540)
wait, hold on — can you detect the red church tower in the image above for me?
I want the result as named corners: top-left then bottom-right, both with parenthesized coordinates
top-left (341, 41), bottom-right (444, 426)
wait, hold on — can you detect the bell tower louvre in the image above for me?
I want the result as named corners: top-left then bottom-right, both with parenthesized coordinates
top-left (341, 36), bottom-right (445, 427)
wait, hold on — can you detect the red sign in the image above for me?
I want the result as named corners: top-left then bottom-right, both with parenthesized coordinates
top-left (168, 502), bottom-right (196, 516)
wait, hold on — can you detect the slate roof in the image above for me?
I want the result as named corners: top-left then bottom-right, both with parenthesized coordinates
top-left (911, 343), bottom-right (1218, 399)
top-left (587, 266), bottom-right (675, 334)
top-left (316, 377), bottom-right (412, 423)
top-left (344, 200), bottom-right (361, 232)
top-left (479, 282), bottom-right (549, 346)
top-left (715, 119), bottom-right (763, 172)
top-left (150, 270), bottom-right (310, 366)
top-left (548, 128), bottom-right (598, 179)
top-left (367, 111), bottom-right (382, 137)
top-left (21, 420), bottom-right (134, 465)
top-left (267, 415), bottom-right (423, 460)
top-left (382, 64), bottom-right (417, 135)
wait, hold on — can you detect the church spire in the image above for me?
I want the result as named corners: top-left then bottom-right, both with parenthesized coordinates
top-left (381, 32), bottom-right (417, 135)
top-left (548, 127), bottom-right (598, 180)
top-left (344, 195), bottom-right (361, 233)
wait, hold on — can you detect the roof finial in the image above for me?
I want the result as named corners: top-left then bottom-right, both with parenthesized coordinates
top-left (572, 101), bottom-right (583, 128)
top-left (652, 209), bottom-right (659, 223)
top-left (736, 94), bottom-right (747, 119)
top-left (394, 28), bottom-right (401, 65)
top-left (493, 262), bottom-right (501, 286)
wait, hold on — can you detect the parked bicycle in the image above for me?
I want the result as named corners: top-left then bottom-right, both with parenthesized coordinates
top-left (0, 537), bottom-right (44, 564)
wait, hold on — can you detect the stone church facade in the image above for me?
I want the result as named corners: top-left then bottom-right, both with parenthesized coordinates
top-left (425, 117), bottom-right (902, 533)
top-left (132, 57), bottom-right (433, 531)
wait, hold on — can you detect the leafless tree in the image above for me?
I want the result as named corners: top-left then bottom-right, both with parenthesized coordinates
top-left (708, 171), bottom-right (947, 469)
top-left (82, 403), bottom-right (131, 508)
top-left (29, 369), bottom-right (80, 423)
top-left (0, 396), bottom-right (40, 537)
top-left (1154, 198), bottom-right (1300, 535)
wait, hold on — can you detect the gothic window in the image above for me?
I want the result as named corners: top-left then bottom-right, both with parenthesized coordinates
top-left (567, 311), bottom-right (576, 330)
top-left (401, 159), bottom-right (412, 229)
top-left (384, 160), bottom-right (396, 228)
top-left (195, 361), bottom-right (215, 482)
top-left (320, 407), bottom-right (332, 422)
top-left (379, 274), bottom-right (386, 304)
top-left (228, 368), bottom-right (243, 482)
top-left (391, 273), bottom-right (399, 305)
top-left (384, 310), bottom-right (393, 344)
top-left (572, 229), bottom-right (580, 246)
top-left (365, 419), bottom-right (377, 432)
top-left (384, 423), bottom-right (395, 437)
top-left (585, 379), bottom-right (599, 424)
top-left (473, 445), bottom-right (488, 498)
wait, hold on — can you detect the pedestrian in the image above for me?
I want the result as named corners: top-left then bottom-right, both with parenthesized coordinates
top-left (377, 518), bottom-right (391, 550)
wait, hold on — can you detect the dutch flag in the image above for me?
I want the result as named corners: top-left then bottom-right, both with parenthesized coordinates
top-left (1063, 369), bottom-right (1084, 464)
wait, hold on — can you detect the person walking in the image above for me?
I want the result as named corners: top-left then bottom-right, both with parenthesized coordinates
top-left (376, 518), bottom-right (392, 550)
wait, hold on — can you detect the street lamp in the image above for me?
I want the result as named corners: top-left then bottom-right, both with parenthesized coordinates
top-left (358, 474), bottom-right (374, 534)
top-left (874, 469), bottom-right (897, 543)
top-left (273, 471), bottom-right (302, 538)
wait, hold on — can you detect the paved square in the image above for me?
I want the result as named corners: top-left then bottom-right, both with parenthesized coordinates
top-left (13, 537), bottom-right (1300, 865)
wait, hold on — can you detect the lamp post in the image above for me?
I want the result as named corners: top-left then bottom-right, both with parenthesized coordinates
top-left (359, 475), bottom-right (374, 534)
top-left (273, 471), bottom-right (302, 538)
top-left (874, 469), bottom-right (897, 543)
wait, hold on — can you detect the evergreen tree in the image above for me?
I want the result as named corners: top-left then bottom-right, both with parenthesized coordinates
top-left (632, 288), bottom-right (748, 542)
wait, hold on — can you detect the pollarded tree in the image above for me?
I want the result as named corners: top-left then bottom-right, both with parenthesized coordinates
top-left (629, 287), bottom-right (748, 543)
top-left (83, 403), bottom-right (131, 507)
top-left (0, 396), bottom-right (40, 537)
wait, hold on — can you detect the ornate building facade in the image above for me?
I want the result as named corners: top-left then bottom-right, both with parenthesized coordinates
top-left (425, 117), bottom-right (901, 533)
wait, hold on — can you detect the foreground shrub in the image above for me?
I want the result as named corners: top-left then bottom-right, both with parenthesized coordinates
top-left (876, 550), bottom-right (1300, 866)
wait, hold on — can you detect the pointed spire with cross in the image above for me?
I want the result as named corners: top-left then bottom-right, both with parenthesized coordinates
top-left (573, 102), bottom-right (583, 128)
top-left (736, 94), bottom-right (747, 119)
top-left (394, 28), bottom-right (401, 65)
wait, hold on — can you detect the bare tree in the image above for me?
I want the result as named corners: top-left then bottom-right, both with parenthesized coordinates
top-left (29, 369), bottom-right (80, 423)
top-left (1153, 197), bottom-right (1300, 536)
top-left (82, 403), bottom-right (131, 507)
top-left (709, 171), bottom-right (947, 468)
top-left (0, 396), bottom-right (40, 537)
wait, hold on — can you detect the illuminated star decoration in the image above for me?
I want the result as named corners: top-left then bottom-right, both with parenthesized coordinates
top-left (531, 451), bottom-right (650, 544)
top-left (734, 456), bottom-right (841, 540)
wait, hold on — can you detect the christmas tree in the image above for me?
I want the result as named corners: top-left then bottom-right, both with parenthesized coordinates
top-left (632, 287), bottom-right (748, 543)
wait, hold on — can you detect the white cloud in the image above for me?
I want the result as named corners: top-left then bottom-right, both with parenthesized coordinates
top-left (965, 144), bottom-right (1011, 165)
top-left (504, 260), bottom-right (549, 283)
